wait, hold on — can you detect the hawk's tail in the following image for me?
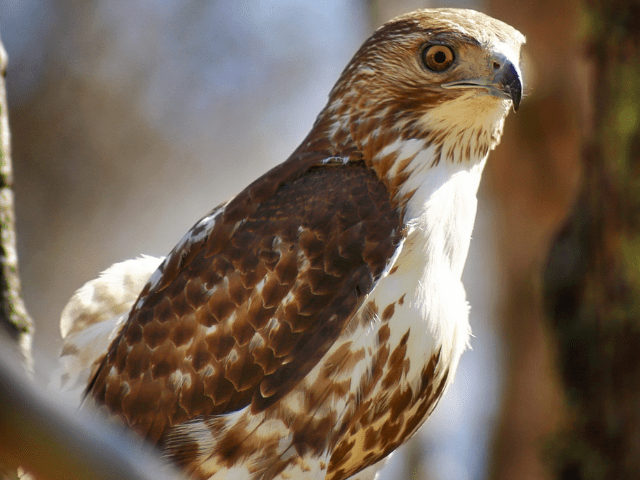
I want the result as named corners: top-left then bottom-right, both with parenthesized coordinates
top-left (51, 255), bottom-right (164, 403)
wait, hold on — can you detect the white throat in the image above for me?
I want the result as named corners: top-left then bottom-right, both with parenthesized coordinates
top-left (401, 148), bottom-right (487, 277)
top-left (378, 138), bottom-right (488, 275)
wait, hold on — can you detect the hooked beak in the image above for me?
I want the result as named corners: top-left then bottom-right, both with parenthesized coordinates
top-left (442, 54), bottom-right (523, 111)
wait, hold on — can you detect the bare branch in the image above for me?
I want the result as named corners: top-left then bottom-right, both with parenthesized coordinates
top-left (0, 33), bottom-right (33, 369)
top-left (0, 337), bottom-right (183, 480)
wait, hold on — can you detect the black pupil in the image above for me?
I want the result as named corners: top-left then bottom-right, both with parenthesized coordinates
top-left (434, 50), bottom-right (447, 64)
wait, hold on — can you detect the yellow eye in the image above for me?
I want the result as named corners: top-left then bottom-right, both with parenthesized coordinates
top-left (422, 45), bottom-right (455, 71)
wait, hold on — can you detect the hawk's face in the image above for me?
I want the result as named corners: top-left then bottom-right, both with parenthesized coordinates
top-left (325, 8), bottom-right (524, 162)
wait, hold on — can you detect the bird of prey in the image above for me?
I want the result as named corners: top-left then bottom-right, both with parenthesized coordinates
top-left (58, 8), bottom-right (524, 480)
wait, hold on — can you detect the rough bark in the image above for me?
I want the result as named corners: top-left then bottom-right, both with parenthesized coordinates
top-left (542, 1), bottom-right (640, 478)
top-left (0, 30), bottom-right (33, 370)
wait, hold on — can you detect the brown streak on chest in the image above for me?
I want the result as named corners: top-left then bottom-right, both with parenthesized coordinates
top-left (326, 346), bottom-right (446, 480)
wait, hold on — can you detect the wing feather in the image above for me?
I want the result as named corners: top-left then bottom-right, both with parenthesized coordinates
top-left (87, 161), bottom-right (402, 444)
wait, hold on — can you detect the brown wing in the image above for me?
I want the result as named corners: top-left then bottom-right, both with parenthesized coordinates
top-left (87, 161), bottom-right (402, 444)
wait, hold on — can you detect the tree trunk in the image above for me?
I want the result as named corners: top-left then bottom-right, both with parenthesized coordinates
top-left (484, 0), bottom-right (583, 478)
top-left (543, 0), bottom-right (640, 478)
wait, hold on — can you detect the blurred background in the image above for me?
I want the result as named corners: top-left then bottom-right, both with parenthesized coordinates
top-left (0, 0), bottom-right (584, 478)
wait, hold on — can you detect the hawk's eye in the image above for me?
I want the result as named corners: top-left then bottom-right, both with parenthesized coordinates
top-left (422, 45), bottom-right (455, 72)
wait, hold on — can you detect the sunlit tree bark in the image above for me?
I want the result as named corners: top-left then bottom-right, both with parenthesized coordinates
top-left (0, 31), bottom-right (33, 371)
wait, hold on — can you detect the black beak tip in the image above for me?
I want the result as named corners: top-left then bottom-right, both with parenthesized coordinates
top-left (504, 61), bottom-right (522, 112)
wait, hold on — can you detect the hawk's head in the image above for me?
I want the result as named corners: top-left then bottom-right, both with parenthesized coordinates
top-left (315, 8), bottom-right (525, 173)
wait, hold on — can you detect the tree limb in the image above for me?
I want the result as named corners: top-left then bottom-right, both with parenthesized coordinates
top-left (0, 34), bottom-right (33, 370)
top-left (0, 337), bottom-right (183, 480)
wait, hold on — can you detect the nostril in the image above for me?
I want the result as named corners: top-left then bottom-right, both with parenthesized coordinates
top-left (493, 61), bottom-right (501, 70)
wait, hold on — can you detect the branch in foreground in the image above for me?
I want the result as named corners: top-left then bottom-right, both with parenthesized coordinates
top-left (0, 336), bottom-right (184, 480)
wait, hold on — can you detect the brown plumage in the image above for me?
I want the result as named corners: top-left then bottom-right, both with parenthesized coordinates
top-left (60, 8), bottom-right (525, 480)
top-left (89, 162), bottom-right (403, 444)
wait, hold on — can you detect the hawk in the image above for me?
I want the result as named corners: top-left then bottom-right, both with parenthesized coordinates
top-left (58, 8), bottom-right (524, 480)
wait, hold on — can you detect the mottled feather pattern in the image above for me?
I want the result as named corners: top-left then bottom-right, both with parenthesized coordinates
top-left (55, 255), bottom-right (163, 397)
top-left (58, 8), bottom-right (526, 480)
top-left (88, 163), bottom-right (403, 445)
